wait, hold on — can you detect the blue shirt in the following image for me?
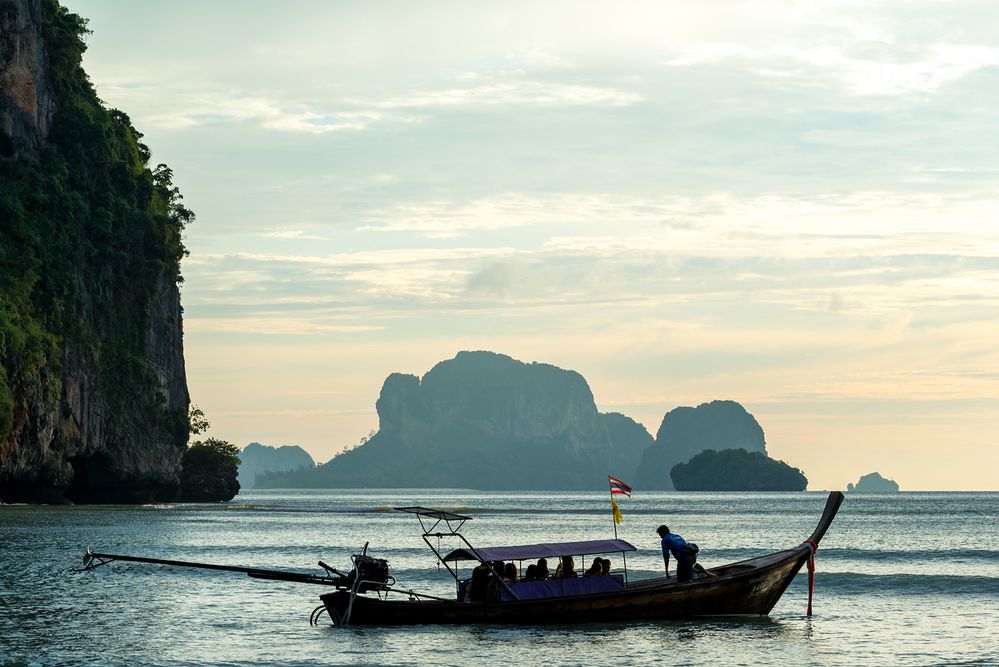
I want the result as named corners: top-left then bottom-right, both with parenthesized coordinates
top-left (661, 533), bottom-right (688, 560)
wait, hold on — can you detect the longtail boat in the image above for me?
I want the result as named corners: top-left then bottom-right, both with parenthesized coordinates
top-left (80, 491), bottom-right (844, 627)
top-left (320, 491), bottom-right (843, 625)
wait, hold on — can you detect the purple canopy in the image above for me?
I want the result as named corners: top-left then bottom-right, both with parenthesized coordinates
top-left (442, 539), bottom-right (636, 563)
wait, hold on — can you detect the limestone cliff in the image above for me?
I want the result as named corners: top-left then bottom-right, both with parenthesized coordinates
top-left (258, 351), bottom-right (652, 490)
top-left (238, 442), bottom-right (314, 489)
top-left (634, 400), bottom-right (767, 490)
top-left (0, 0), bottom-right (190, 503)
top-left (602, 411), bottom-right (652, 481)
top-left (0, 0), bottom-right (55, 156)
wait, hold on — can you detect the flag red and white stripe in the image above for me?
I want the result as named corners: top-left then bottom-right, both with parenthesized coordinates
top-left (608, 475), bottom-right (632, 497)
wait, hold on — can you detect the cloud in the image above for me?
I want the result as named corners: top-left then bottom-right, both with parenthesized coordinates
top-left (181, 189), bottom-right (999, 325)
top-left (185, 318), bottom-right (383, 335)
top-left (145, 94), bottom-right (384, 133)
top-left (504, 49), bottom-right (570, 69)
top-left (358, 193), bottom-right (679, 238)
top-left (262, 229), bottom-right (331, 241)
top-left (99, 73), bottom-right (638, 137)
top-left (805, 43), bottom-right (999, 96)
top-left (376, 80), bottom-right (639, 109)
top-left (662, 40), bottom-right (999, 96)
top-left (356, 190), bottom-right (999, 259)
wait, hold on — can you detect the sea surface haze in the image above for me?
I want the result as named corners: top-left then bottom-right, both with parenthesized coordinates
top-left (1, 491), bottom-right (997, 666)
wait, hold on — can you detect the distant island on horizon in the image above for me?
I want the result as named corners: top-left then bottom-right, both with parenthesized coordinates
top-left (256, 351), bottom-right (811, 492)
top-left (848, 472), bottom-right (900, 493)
top-left (238, 443), bottom-right (315, 489)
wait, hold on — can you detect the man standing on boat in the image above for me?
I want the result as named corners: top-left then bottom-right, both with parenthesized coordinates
top-left (657, 524), bottom-right (698, 582)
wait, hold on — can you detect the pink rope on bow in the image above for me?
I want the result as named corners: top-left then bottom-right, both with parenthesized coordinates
top-left (803, 539), bottom-right (818, 616)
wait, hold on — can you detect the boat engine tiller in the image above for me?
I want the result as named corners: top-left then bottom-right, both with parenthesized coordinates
top-left (347, 553), bottom-right (393, 593)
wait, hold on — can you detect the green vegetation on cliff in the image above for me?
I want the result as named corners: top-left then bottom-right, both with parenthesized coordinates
top-left (670, 448), bottom-right (807, 491)
top-left (0, 1), bottom-right (191, 447)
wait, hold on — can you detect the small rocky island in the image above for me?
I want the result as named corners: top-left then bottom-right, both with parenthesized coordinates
top-left (671, 449), bottom-right (808, 491)
top-left (847, 472), bottom-right (900, 493)
top-left (634, 400), bottom-right (805, 491)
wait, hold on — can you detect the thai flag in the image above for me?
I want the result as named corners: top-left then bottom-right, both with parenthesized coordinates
top-left (608, 475), bottom-right (632, 497)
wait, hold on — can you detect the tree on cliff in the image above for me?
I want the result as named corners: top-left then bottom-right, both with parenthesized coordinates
top-left (179, 405), bottom-right (240, 502)
top-left (670, 449), bottom-right (807, 491)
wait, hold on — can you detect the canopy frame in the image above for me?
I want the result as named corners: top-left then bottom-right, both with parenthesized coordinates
top-left (393, 506), bottom-right (520, 600)
top-left (393, 506), bottom-right (472, 535)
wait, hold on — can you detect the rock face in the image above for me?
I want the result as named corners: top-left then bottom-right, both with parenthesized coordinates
top-left (602, 412), bottom-right (653, 481)
top-left (634, 400), bottom-right (767, 490)
top-left (180, 461), bottom-right (239, 502)
top-left (238, 443), bottom-right (315, 489)
top-left (0, 1), bottom-right (190, 503)
top-left (0, 0), bottom-right (55, 156)
top-left (257, 351), bottom-right (652, 490)
top-left (847, 472), bottom-right (900, 493)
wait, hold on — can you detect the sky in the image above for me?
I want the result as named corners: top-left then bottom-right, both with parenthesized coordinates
top-left (62, 0), bottom-right (999, 491)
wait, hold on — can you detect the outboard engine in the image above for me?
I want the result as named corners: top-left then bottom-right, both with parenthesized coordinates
top-left (345, 553), bottom-right (394, 593)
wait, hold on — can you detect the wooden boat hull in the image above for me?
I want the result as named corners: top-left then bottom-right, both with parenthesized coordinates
top-left (321, 545), bottom-right (809, 625)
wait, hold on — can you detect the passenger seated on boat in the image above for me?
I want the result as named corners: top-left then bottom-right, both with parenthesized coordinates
top-left (457, 578), bottom-right (470, 601)
top-left (486, 561), bottom-right (505, 602)
top-left (524, 564), bottom-right (539, 580)
top-left (555, 555), bottom-right (577, 578)
top-left (503, 562), bottom-right (519, 582)
top-left (600, 558), bottom-right (611, 576)
top-left (583, 558), bottom-right (602, 576)
top-left (469, 562), bottom-right (492, 602)
top-left (536, 558), bottom-right (550, 580)
top-left (499, 571), bottom-right (626, 601)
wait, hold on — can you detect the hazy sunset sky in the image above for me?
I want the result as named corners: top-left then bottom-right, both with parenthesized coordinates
top-left (63, 0), bottom-right (999, 491)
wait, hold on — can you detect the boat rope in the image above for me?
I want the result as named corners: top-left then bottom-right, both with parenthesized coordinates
top-left (310, 604), bottom-right (329, 626)
top-left (803, 539), bottom-right (818, 616)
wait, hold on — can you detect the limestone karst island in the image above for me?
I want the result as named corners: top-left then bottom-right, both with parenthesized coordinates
top-left (255, 351), bottom-right (809, 492)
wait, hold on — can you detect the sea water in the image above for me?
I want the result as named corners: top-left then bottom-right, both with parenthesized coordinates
top-left (1, 491), bottom-right (997, 666)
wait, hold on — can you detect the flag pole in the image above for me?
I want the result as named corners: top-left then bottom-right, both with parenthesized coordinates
top-left (609, 486), bottom-right (619, 540)
top-left (608, 475), bottom-right (630, 583)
